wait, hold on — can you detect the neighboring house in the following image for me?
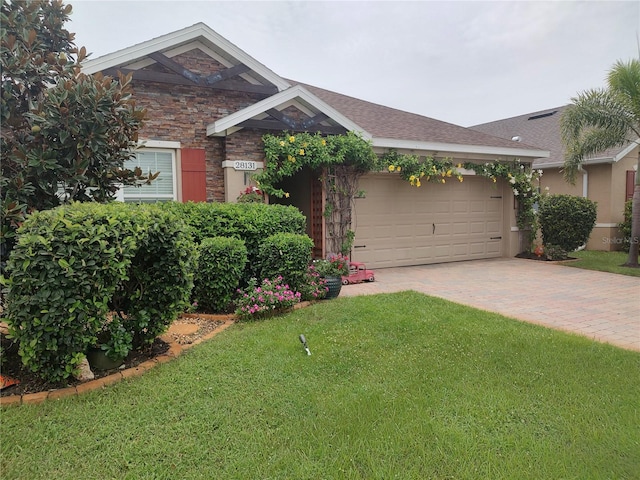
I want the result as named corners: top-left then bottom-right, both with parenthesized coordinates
top-left (471, 106), bottom-right (638, 251)
top-left (82, 23), bottom-right (548, 268)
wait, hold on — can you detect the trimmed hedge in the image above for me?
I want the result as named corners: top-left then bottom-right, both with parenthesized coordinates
top-left (258, 233), bottom-right (314, 292)
top-left (158, 202), bottom-right (307, 282)
top-left (3, 202), bottom-right (195, 381)
top-left (539, 194), bottom-right (597, 256)
top-left (193, 237), bottom-right (247, 313)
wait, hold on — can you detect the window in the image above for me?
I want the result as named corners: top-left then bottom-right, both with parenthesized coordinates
top-left (122, 149), bottom-right (177, 203)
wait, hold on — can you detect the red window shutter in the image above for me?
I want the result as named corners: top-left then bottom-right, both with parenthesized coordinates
top-left (626, 170), bottom-right (636, 201)
top-left (181, 149), bottom-right (207, 202)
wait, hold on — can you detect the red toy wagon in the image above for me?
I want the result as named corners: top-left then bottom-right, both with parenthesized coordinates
top-left (341, 262), bottom-right (375, 285)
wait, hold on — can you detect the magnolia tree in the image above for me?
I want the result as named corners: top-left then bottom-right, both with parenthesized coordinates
top-left (1, 0), bottom-right (152, 263)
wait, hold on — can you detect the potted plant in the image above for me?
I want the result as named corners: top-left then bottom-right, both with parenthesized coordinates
top-left (86, 315), bottom-right (133, 370)
top-left (313, 253), bottom-right (349, 299)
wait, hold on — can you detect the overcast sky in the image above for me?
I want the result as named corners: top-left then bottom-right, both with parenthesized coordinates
top-left (68, 0), bottom-right (639, 127)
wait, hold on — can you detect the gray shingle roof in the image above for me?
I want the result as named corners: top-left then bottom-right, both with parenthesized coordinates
top-left (470, 105), bottom-right (629, 168)
top-left (292, 81), bottom-right (545, 152)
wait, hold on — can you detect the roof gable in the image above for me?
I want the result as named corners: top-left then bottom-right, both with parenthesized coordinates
top-left (207, 85), bottom-right (369, 138)
top-left (81, 23), bottom-right (290, 93)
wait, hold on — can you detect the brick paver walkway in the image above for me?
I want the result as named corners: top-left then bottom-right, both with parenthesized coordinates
top-left (340, 258), bottom-right (640, 352)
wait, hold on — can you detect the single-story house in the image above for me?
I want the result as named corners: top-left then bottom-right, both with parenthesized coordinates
top-left (471, 106), bottom-right (638, 251)
top-left (82, 23), bottom-right (548, 268)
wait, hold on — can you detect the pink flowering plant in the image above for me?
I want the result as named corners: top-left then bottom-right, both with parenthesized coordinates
top-left (297, 264), bottom-right (328, 301)
top-left (313, 253), bottom-right (350, 277)
top-left (235, 276), bottom-right (302, 320)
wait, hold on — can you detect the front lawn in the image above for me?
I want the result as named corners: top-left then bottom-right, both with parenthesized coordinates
top-left (566, 250), bottom-right (640, 277)
top-left (1, 292), bottom-right (638, 479)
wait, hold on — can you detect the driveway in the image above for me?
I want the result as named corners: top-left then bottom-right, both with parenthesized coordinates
top-left (340, 258), bottom-right (640, 352)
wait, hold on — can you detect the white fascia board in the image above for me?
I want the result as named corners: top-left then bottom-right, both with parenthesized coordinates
top-left (371, 138), bottom-right (549, 159)
top-left (537, 156), bottom-right (615, 169)
top-left (613, 141), bottom-right (639, 162)
top-left (207, 85), bottom-right (371, 138)
top-left (81, 23), bottom-right (290, 91)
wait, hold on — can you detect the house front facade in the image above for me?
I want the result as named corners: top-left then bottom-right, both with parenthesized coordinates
top-left (83, 23), bottom-right (548, 268)
top-left (472, 107), bottom-right (638, 251)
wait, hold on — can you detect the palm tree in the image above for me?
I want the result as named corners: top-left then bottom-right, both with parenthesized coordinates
top-left (561, 59), bottom-right (640, 267)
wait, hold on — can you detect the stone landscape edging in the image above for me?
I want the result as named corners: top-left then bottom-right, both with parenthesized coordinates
top-left (0, 302), bottom-right (316, 407)
top-left (0, 313), bottom-right (236, 407)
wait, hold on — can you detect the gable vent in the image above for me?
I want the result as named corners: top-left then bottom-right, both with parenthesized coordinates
top-left (528, 110), bottom-right (557, 120)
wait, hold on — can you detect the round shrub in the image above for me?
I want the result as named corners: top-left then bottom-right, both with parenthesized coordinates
top-left (157, 201), bottom-right (307, 282)
top-left (115, 205), bottom-right (196, 348)
top-left (258, 233), bottom-right (314, 293)
top-left (3, 202), bottom-right (196, 381)
top-left (538, 194), bottom-right (597, 256)
top-left (3, 203), bottom-right (139, 381)
top-left (192, 236), bottom-right (247, 313)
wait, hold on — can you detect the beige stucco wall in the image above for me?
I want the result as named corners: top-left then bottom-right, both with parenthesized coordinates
top-left (538, 148), bottom-right (638, 251)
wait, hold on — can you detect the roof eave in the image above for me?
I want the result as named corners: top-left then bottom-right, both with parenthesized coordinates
top-left (371, 138), bottom-right (549, 159)
top-left (207, 85), bottom-right (371, 139)
top-left (81, 23), bottom-right (290, 91)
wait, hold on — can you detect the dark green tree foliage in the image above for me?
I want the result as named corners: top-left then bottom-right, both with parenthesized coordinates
top-left (193, 237), bottom-right (247, 313)
top-left (258, 233), bottom-right (314, 293)
top-left (538, 194), bottom-right (597, 257)
top-left (1, 0), bottom-right (151, 260)
top-left (3, 202), bottom-right (195, 382)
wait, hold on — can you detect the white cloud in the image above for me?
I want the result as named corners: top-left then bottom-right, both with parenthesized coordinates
top-left (68, 0), bottom-right (640, 126)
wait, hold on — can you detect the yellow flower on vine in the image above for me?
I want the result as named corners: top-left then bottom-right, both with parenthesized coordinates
top-left (284, 192), bottom-right (290, 198)
top-left (289, 136), bottom-right (295, 143)
top-left (446, 170), bottom-right (452, 177)
top-left (492, 177), bottom-right (497, 183)
top-left (288, 155), bottom-right (296, 162)
top-left (457, 176), bottom-right (463, 182)
top-left (396, 166), bottom-right (401, 172)
top-left (321, 139), bottom-right (326, 146)
top-left (416, 180), bottom-right (421, 187)
top-left (299, 149), bottom-right (305, 156)
top-left (409, 175), bottom-right (416, 182)
top-left (441, 179), bottom-right (446, 184)
top-left (388, 165), bottom-right (395, 172)
top-left (279, 141), bottom-right (285, 147)
top-left (457, 163), bottom-right (462, 169)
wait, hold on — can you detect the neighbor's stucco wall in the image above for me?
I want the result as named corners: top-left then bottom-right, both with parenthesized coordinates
top-left (539, 148), bottom-right (638, 251)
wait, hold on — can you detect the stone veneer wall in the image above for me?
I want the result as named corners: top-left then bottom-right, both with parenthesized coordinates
top-left (129, 49), bottom-right (270, 202)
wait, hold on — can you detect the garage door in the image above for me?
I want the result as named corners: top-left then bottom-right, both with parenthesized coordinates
top-left (351, 174), bottom-right (504, 268)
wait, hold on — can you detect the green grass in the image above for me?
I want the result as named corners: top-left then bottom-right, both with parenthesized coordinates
top-left (2, 292), bottom-right (639, 479)
top-left (566, 250), bottom-right (640, 277)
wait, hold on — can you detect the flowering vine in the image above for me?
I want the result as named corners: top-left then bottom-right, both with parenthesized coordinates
top-left (381, 151), bottom-right (464, 186)
top-left (260, 131), bottom-right (377, 255)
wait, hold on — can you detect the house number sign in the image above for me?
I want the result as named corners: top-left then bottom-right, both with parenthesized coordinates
top-left (233, 161), bottom-right (257, 171)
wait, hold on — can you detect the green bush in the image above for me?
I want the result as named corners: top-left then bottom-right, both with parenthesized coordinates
top-left (113, 205), bottom-right (196, 348)
top-left (538, 194), bottom-right (597, 257)
top-left (3, 203), bottom-right (196, 381)
top-left (618, 199), bottom-right (632, 248)
top-left (193, 237), bottom-right (247, 313)
top-left (158, 202), bottom-right (307, 281)
top-left (258, 233), bottom-right (314, 293)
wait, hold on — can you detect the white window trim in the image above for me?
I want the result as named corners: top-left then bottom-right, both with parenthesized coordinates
top-left (117, 142), bottom-right (180, 202)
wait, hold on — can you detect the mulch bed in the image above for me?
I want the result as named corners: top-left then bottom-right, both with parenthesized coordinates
top-left (1, 315), bottom-right (225, 398)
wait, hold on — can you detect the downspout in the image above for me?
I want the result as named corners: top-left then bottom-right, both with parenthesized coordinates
top-left (580, 165), bottom-right (588, 198)
top-left (576, 166), bottom-right (588, 251)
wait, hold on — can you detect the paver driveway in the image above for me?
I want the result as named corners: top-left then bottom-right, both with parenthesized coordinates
top-left (340, 258), bottom-right (640, 352)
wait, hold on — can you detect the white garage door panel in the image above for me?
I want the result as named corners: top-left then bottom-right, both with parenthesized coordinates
top-left (351, 174), bottom-right (504, 268)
